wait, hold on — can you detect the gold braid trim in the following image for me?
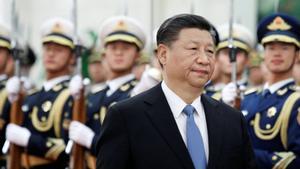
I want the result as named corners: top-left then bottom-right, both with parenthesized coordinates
top-left (0, 89), bottom-right (7, 116)
top-left (45, 138), bottom-right (66, 160)
top-left (272, 152), bottom-right (296, 169)
top-left (253, 92), bottom-right (300, 144)
top-left (31, 89), bottom-right (70, 136)
top-left (280, 92), bottom-right (300, 149)
top-left (53, 89), bottom-right (70, 137)
top-left (99, 106), bottom-right (107, 125)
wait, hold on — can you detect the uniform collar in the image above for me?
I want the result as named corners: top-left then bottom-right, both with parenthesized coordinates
top-left (106, 74), bottom-right (135, 96)
top-left (43, 75), bottom-right (70, 91)
top-left (91, 82), bottom-right (107, 93)
top-left (161, 81), bottom-right (203, 119)
top-left (263, 78), bottom-right (294, 94)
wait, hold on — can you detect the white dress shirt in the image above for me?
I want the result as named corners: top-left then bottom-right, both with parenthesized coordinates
top-left (43, 75), bottom-right (70, 91)
top-left (263, 78), bottom-right (294, 94)
top-left (161, 81), bottom-right (209, 162)
top-left (106, 74), bottom-right (135, 96)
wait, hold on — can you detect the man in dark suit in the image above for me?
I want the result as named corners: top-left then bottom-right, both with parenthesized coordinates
top-left (96, 14), bottom-right (257, 169)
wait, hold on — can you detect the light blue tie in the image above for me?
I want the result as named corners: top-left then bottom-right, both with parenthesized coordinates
top-left (183, 105), bottom-right (207, 169)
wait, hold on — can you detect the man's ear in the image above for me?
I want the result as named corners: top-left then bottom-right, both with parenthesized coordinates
top-left (157, 44), bottom-right (168, 66)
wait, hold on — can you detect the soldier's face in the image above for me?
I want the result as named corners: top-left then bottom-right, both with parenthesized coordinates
top-left (88, 61), bottom-right (106, 83)
top-left (264, 42), bottom-right (298, 74)
top-left (0, 47), bottom-right (10, 72)
top-left (104, 41), bottom-right (139, 73)
top-left (217, 48), bottom-right (248, 76)
top-left (43, 43), bottom-right (74, 74)
top-left (157, 28), bottom-right (215, 89)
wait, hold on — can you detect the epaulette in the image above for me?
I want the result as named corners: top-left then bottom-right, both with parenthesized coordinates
top-left (244, 87), bottom-right (259, 95)
top-left (289, 85), bottom-right (300, 92)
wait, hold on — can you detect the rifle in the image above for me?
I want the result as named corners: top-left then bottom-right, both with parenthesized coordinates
top-left (227, 0), bottom-right (241, 109)
top-left (68, 0), bottom-right (87, 168)
top-left (7, 0), bottom-right (24, 168)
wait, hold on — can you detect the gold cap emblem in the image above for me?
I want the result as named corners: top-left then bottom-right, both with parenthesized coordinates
top-left (267, 16), bottom-right (291, 31)
top-left (114, 20), bottom-right (127, 31)
top-left (52, 23), bottom-right (64, 33)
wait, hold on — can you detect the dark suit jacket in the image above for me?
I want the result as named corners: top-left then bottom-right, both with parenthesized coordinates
top-left (96, 84), bottom-right (257, 169)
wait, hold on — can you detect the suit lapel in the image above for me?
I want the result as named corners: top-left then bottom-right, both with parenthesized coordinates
top-left (144, 84), bottom-right (195, 169)
top-left (201, 94), bottom-right (224, 169)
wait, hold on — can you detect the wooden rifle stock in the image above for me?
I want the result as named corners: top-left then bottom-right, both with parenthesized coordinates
top-left (8, 92), bottom-right (24, 169)
top-left (70, 88), bottom-right (86, 169)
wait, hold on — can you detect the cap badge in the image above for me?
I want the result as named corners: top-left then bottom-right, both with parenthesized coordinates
top-left (267, 16), bottom-right (291, 31)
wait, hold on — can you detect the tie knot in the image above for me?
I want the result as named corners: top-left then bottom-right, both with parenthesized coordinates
top-left (183, 105), bottom-right (195, 116)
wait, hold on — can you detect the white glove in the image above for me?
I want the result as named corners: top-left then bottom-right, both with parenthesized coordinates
top-left (221, 82), bottom-right (237, 106)
top-left (6, 123), bottom-right (31, 147)
top-left (69, 75), bottom-right (83, 100)
top-left (21, 76), bottom-right (35, 91)
top-left (6, 76), bottom-right (21, 103)
top-left (131, 67), bottom-right (162, 96)
top-left (69, 121), bottom-right (95, 149)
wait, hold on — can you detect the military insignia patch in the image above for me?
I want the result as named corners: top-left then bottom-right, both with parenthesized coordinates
top-left (267, 16), bottom-right (291, 31)
top-left (52, 23), bottom-right (64, 33)
top-left (277, 88), bottom-right (287, 96)
top-left (53, 84), bottom-right (62, 92)
top-left (115, 20), bottom-right (127, 31)
top-left (267, 107), bottom-right (277, 118)
top-left (120, 84), bottom-right (130, 91)
top-left (42, 101), bottom-right (52, 112)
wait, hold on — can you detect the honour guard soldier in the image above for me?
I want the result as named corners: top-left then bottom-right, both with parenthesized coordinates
top-left (5, 17), bottom-right (75, 169)
top-left (0, 21), bottom-right (12, 169)
top-left (223, 13), bottom-right (300, 168)
top-left (205, 23), bottom-right (255, 101)
top-left (68, 16), bottom-right (146, 169)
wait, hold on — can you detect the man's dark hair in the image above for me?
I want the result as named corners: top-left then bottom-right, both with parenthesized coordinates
top-left (157, 14), bottom-right (219, 47)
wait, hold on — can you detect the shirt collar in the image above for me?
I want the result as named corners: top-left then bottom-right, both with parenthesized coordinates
top-left (161, 81), bottom-right (202, 118)
top-left (91, 82), bottom-right (107, 93)
top-left (263, 78), bottom-right (294, 94)
top-left (43, 75), bottom-right (70, 91)
top-left (106, 74), bottom-right (135, 95)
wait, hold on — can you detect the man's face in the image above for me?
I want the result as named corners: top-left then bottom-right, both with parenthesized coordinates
top-left (0, 47), bottom-right (10, 72)
top-left (89, 61), bottom-right (106, 83)
top-left (264, 42), bottom-right (298, 74)
top-left (217, 48), bottom-right (248, 76)
top-left (43, 42), bottom-right (74, 74)
top-left (158, 28), bottom-right (215, 89)
top-left (104, 41), bottom-right (139, 73)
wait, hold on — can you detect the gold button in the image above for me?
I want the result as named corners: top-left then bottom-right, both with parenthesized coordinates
top-left (41, 116), bottom-right (47, 122)
top-left (250, 120), bottom-right (254, 126)
top-left (272, 155), bottom-right (278, 161)
top-left (46, 142), bottom-right (52, 147)
top-left (266, 124), bottom-right (271, 129)
top-left (94, 114), bottom-right (99, 120)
